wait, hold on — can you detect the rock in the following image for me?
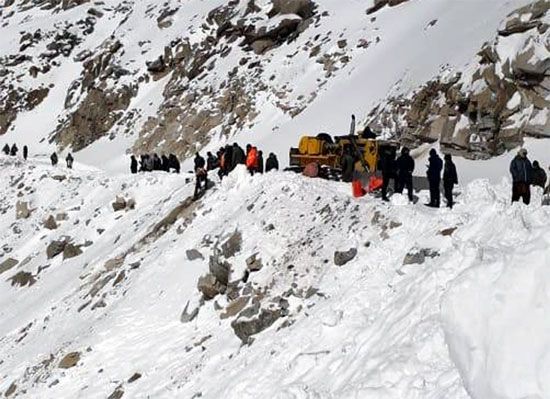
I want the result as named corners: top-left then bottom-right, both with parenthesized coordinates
top-left (186, 249), bottom-right (204, 261)
top-left (52, 175), bottom-right (66, 182)
top-left (4, 382), bottom-right (17, 397)
top-left (44, 215), bottom-right (58, 230)
top-left (334, 248), bottom-right (357, 266)
top-left (269, 0), bottom-right (316, 19)
top-left (209, 255), bottom-right (231, 285)
top-left (58, 352), bottom-right (80, 369)
top-left (440, 227), bottom-right (457, 236)
top-left (197, 274), bottom-right (226, 300)
top-left (9, 271), bottom-right (36, 287)
top-left (221, 230), bottom-right (242, 258)
top-left (403, 248), bottom-right (440, 265)
top-left (127, 373), bottom-right (142, 383)
top-left (0, 258), bottom-right (18, 275)
top-left (246, 253), bottom-right (263, 272)
top-left (126, 198), bottom-right (136, 210)
top-left (104, 256), bottom-right (125, 271)
top-left (221, 296), bottom-right (250, 319)
top-left (15, 201), bottom-right (31, 220)
top-left (47, 239), bottom-right (67, 259)
top-left (112, 197), bottom-right (127, 212)
top-left (56, 212), bottom-right (68, 221)
top-left (231, 306), bottom-right (283, 343)
top-left (63, 243), bottom-right (82, 260)
top-left (107, 386), bottom-right (124, 399)
top-left (180, 300), bottom-right (200, 323)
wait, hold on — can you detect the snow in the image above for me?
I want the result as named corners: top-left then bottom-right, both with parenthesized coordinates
top-left (2, 153), bottom-right (550, 398)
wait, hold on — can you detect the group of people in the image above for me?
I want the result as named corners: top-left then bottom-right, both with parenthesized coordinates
top-left (50, 152), bottom-right (74, 168)
top-left (375, 147), bottom-right (458, 208)
top-left (3, 143), bottom-right (28, 160)
top-left (131, 153), bottom-right (181, 174)
top-left (509, 148), bottom-right (547, 205)
top-left (192, 143), bottom-right (280, 199)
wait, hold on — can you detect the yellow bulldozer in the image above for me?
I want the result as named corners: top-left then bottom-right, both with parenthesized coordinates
top-left (288, 133), bottom-right (399, 179)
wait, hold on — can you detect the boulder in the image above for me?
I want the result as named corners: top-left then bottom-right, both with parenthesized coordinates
top-left (209, 255), bottom-right (231, 286)
top-left (112, 197), bottom-right (127, 212)
top-left (58, 352), bottom-right (80, 369)
top-left (0, 258), bottom-right (18, 275)
top-left (15, 201), bottom-right (31, 220)
top-left (9, 271), bottom-right (36, 287)
top-left (47, 239), bottom-right (67, 259)
top-left (403, 248), bottom-right (440, 265)
top-left (63, 243), bottom-right (82, 260)
top-left (246, 253), bottom-right (263, 272)
top-left (186, 249), bottom-right (204, 261)
top-left (268, 0), bottom-right (316, 18)
top-left (197, 273), bottom-right (225, 300)
top-left (56, 212), bottom-right (68, 221)
top-left (231, 306), bottom-right (283, 343)
top-left (180, 300), bottom-right (200, 323)
top-left (221, 230), bottom-right (242, 258)
top-left (334, 248), bottom-right (357, 266)
top-left (221, 296), bottom-right (250, 319)
top-left (44, 215), bottom-right (58, 230)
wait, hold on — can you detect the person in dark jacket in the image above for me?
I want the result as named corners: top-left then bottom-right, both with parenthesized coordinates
top-left (223, 145), bottom-right (233, 175)
top-left (168, 154), bottom-right (180, 173)
top-left (265, 153), bottom-right (279, 172)
top-left (50, 152), bottom-right (58, 166)
top-left (340, 149), bottom-right (355, 183)
top-left (217, 147), bottom-right (226, 180)
top-left (194, 152), bottom-right (208, 199)
top-left (443, 154), bottom-right (458, 208)
top-left (380, 148), bottom-right (397, 202)
top-left (396, 147), bottom-right (415, 202)
top-left (23, 145), bottom-right (28, 160)
top-left (2, 144), bottom-right (9, 155)
top-left (10, 144), bottom-right (18, 156)
top-left (531, 160), bottom-right (547, 189)
top-left (426, 149), bottom-right (443, 207)
top-left (510, 148), bottom-right (533, 205)
top-left (66, 153), bottom-right (74, 169)
top-left (231, 143), bottom-right (245, 170)
top-left (161, 154), bottom-right (170, 172)
top-left (130, 155), bottom-right (138, 174)
top-left (153, 154), bottom-right (162, 170)
top-left (361, 126), bottom-right (377, 139)
top-left (257, 150), bottom-right (264, 174)
top-left (207, 152), bottom-right (218, 171)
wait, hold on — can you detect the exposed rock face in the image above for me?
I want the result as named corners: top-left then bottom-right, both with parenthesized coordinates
top-left (0, 258), bottom-right (19, 275)
top-left (63, 243), bottom-right (83, 259)
top-left (9, 271), bottom-right (37, 287)
top-left (44, 215), bottom-right (58, 230)
top-left (231, 304), bottom-right (284, 343)
top-left (368, 0), bottom-right (550, 159)
top-left (58, 352), bottom-right (80, 369)
top-left (197, 273), bottom-right (226, 300)
top-left (15, 201), bottom-right (31, 219)
top-left (47, 239), bottom-right (67, 259)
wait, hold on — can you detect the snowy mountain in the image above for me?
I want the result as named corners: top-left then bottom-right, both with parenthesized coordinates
top-left (1, 0), bottom-right (548, 171)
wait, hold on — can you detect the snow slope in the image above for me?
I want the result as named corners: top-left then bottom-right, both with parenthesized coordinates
top-left (1, 154), bottom-right (550, 398)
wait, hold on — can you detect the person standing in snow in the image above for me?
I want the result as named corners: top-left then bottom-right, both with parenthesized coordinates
top-left (194, 152), bottom-right (208, 199)
top-left (10, 144), bottom-right (18, 157)
top-left (50, 152), bottom-right (58, 166)
top-left (531, 161), bottom-right (547, 189)
top-left (169, 154), bottom-right (180, 173)
top-left (443, 154), bottom-right (458, 208)
top-left (246, 146), bottom-right (258, 175)
top-left (206, 152), bottom-right (218, 171)
top-left (2, 144), bottom-right (9, 155)
top-left (66, 153), bottom-right (74, 169)
top-left (265, 153), bottom-right (279, 172)
top-left (257, 150), bottom-right (264, 174)
top-left (426, 149), bottom-right (443, 208)
top-left (130, 155), bottom-right (138, 174)
top-left (396, 147), bottom-right (415, 202)
top-left (231, 143), bottom-right (246, 171)
top-left (510, 148), bottom-right (533, 205)
top-left (23, 145), bottom-right (28, 161)
top-left (161, 154), bottom-right (170, 172)
top-left (340, 148), bottom-right (355, 183)
top-left (380, 147), bottom-right (397, 202)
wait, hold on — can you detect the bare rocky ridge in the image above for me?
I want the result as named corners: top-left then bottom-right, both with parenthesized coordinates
top-left (368, 0), bottom-right (550, 159)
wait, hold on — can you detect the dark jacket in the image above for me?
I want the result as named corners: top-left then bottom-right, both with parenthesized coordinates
top-left (531, 165), bottom-right (546, 188)
top-left (10, 144), bottom-right (18, 156)
top-left (23, 146), bottom-right (28, 160)
top-left (169, 154), bottom-right (180, 173)
top-left (341, 153), bottom-right (355, 183)
top-left (231, 145), bottom-right (245, 169)
top-left (207, 154), bottom-right (218, 171)
top-left (443, 160), bottom-right (458, 186)
top-left (194, 154), bottom-right (206, 171)
top-left (427, 154), bottom-right (443, 182)
top-left (265, 154), bottom-right (279, 172)
top-left (380, 152), bottom-right (396, 177)
top-left (257, 152), bottom-right (264, 173)
top-left (130, 156), bottom-right (138, 174)
top-left (2, 144), bottom-right (9, 155)
top-left (161, 155), bottom-right (170, 172)
top-left (50, 152), bottom-right (58, 166)
top-left (396, 154), bottom-right (415, 179)
top-left (510, 156), bottom-right (532, 183)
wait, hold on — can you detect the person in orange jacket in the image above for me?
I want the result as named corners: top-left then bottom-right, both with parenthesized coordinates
top-left (246, 146), bottom-right (258, 175)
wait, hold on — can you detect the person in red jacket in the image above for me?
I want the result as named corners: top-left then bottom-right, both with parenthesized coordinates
top-left (246, 146), bottom-right (258, 175)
